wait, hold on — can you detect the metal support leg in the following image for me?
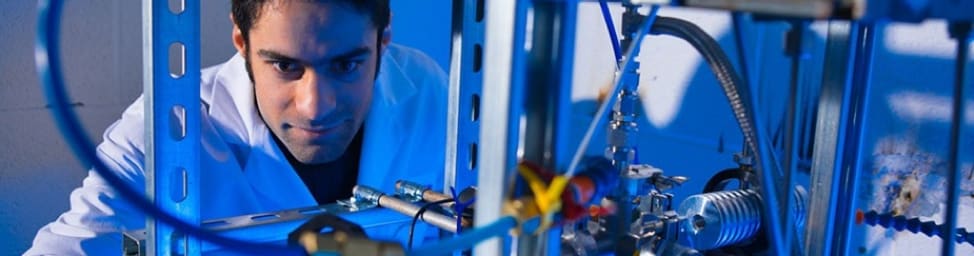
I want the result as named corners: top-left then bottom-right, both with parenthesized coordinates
top-left (943, 21), bottom-right (971, 256)
top-left (143, 0), bottom-right (201, 255)
top-left (445, 0), bottom-right (486, 196)
top-left (782, 21), bottom-right (810, 254)
top-left (804, 20), bottom-right (873, 256)
top-left (832, 22), bottom-right (876, 255)
top-left (518, 0), bottom-right (579, 254)
top-left (475, 0), bottom-right (527, 255)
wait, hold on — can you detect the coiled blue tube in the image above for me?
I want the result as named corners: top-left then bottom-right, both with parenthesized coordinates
top-left (598, 0), bottom-right (623, 63)
top-left (35, 0), bottom-right (302, 254)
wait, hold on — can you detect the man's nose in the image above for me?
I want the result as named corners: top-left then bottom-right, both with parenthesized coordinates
top-left (295, 71), bottom-right (337, 123)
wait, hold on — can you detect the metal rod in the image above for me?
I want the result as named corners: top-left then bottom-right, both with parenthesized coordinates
top-left (377, 196), bottom-right (470, 232)
top-left (782, 21), bottom-right (809, 254)
top-left (943, 21), bottom-right (971, 256)
top-left (832, 22), bottom-right (876, 255)
top-left (356, 185), bottom-right (469, 233)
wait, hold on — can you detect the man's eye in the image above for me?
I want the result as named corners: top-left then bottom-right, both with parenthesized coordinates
top-left (271, 61), bottom-right (302, 74)
top-left (332, 60), bottom-right (362, 74)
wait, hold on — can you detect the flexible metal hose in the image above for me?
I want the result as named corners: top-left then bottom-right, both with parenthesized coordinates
top-left (649, 16), bottom-right (758, 157)
top-left (648, 16), bottom-right (789, 255)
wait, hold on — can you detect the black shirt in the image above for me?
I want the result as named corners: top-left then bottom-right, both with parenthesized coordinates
top-left (273, 126), bottom-right (363, 205)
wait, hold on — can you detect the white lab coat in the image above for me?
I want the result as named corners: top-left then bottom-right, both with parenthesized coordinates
top-left (25, 44), bottom-right (448, 255)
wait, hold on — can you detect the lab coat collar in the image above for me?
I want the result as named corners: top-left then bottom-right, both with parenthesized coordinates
top-left (207, 48), bottom-right (422, 203)
top-left (376, 46), bottom-right (419, 107)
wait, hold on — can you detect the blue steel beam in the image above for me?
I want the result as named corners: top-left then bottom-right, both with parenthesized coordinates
top-left (832, 22), bottom-right (876, 255)
top-left (445, 0), bottom-right (485, 203)
top-left (943, 21), bottom-right (971, 256)
top-left (142, 0), bottom-right (201, 255)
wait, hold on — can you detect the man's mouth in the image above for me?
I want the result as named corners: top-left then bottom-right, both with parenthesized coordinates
top-left (290, 120), bottom-right (346, 139)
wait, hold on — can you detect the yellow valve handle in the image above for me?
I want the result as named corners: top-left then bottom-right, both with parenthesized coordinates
top-left (516, 165), bottom-right (573, 234)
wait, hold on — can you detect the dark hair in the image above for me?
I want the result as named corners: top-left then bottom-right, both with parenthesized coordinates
top-left (231, 0), bottom-right (391, 42)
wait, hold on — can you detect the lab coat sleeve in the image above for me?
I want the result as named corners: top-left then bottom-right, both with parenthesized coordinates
top-left (24, 96), bottom-right (151, 256)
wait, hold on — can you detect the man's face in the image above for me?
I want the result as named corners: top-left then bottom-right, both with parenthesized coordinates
top-left (233, 1), bottom-right (382, 164)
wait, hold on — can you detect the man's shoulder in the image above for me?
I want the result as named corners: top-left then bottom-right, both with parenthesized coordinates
top-left (384, 44), bottom-right (447, 83)
top-left (380, 44), bottom-right (449, 104)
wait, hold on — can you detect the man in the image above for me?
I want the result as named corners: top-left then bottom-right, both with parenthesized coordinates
top-left (26, 0), bottom-right (447, 254)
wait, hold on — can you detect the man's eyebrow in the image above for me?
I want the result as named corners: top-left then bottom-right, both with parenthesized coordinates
top-left (256, 49), bottom-right (306, 64)
top-left (256, 47), bottom-right (373, 66)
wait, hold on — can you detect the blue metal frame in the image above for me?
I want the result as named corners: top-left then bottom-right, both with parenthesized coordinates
top-left (942, 21), bottom-right (971, 256)
top-left (803, 20), bottom-right (858, 256)
top-left (446, 0), bottom-right (486, 199)
top-left (832, 22), bottom-right (876, 255)
top-left (143, 0), bottom-right (201, 255)
top-left (474, 0), bottom-right (529, 254)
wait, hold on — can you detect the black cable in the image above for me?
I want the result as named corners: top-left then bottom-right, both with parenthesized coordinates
top-left (408, 198), bottom-right (456, 249)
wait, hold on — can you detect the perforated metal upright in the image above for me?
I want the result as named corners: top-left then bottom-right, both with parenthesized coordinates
top-left (142, 0), bottom-right (201, 255)
top-left (445, 0), bottom-right (486, 199)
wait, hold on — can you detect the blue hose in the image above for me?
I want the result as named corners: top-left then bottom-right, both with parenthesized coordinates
top-left (598, 0), bottom-right (623, 63)
top-left (35, 0), bottom-right (302, 254)
top-left (407, 216), bottom-right (517, 255)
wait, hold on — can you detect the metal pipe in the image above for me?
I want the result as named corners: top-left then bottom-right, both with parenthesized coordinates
top-left (354, 186), bottom-right (469, 233)
top-left (599, 5), bottom-right (653, 255)
top-left (830, 22), bottom-right (876, 255)
top-left (782, 21), bottom-right (810, 254)
top-left (565, 6), bottom-right (657, 179)
top-left (943, 21), bottom-right (971, 256)
top-left (378, 196), bottom-right (470, 232)
top-left (395, 180), bottom-right (455, 207)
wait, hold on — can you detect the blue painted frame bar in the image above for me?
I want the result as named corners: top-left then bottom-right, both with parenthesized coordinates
top-left (446, 0), bottom-right (486, 199)
top-left (142, 0), bottom-right (201, 255)
top-left (832, 22), bottom-right (876, 255)
top-left (942, 22), bottom-right (971, 256)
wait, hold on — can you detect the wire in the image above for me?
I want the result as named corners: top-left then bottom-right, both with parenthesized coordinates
top-left (407, 216), bottom-right (518, 256)
top-left (598, 0), bottom-right (623, 64)
top-left (34, 0), bottom-right (302, 254)
top-left (408, 198), bottom-right (456, 249)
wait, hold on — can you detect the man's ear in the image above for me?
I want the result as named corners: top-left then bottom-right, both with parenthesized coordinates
top-left (380, 14), bottom-right (392, 52)
top-left (230, 13), bottom-right (246, 56)
top-left (380, 25), bottom-right (392, 51)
